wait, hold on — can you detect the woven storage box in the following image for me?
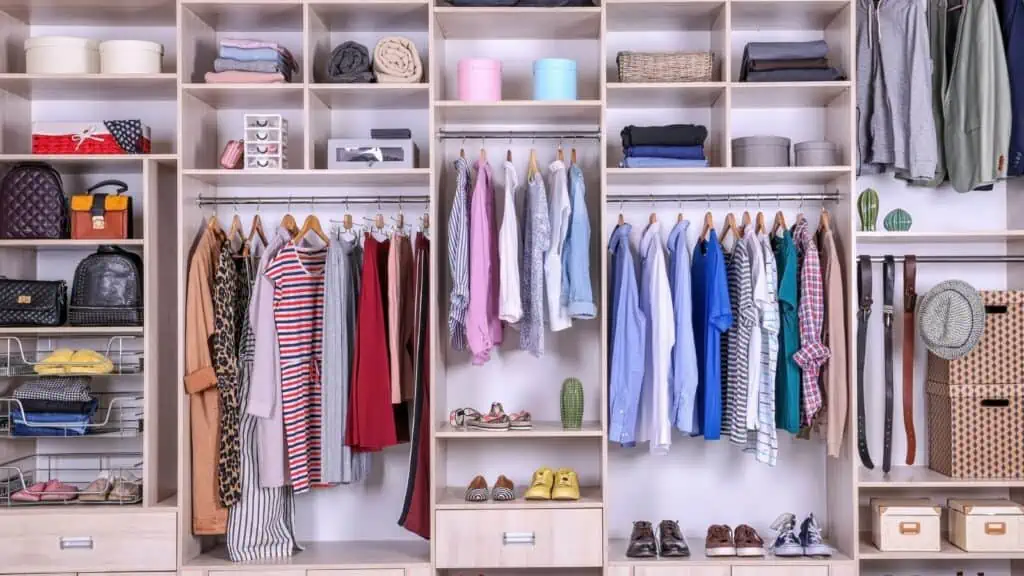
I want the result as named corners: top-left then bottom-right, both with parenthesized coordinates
top-left (927, 291), bottom-right (1024, 386)
top-left (616, 51), bottom-right (713, 83)
top-left (927, 381), bottom-right (1024, 479)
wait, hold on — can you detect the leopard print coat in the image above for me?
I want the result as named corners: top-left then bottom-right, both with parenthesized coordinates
top-left (213, 243), bottom-right (244, 508)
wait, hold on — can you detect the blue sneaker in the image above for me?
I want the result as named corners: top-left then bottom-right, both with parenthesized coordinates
top-left (770, 513), bottom-right (803, 557)
top-left (800, 513), bottom-right (832, 557)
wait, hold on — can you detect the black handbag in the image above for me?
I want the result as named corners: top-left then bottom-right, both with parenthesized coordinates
top-left (0, 162), bottom-right (68, 239)
top-left (69, 246), bottom-right (143, 327)
top-left (0, 278), bottom-right (67, 327)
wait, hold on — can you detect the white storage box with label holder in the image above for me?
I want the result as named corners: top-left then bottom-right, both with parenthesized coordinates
top-left (949, 499), bottom-right (1024, 552)
top-left (99, 40), bottom-right (163, 74)
top-left (327, 138), bottom-right (418, 170)
top-left (25, 36), bottom-right (100, 74)
top-left (871, 498), bottom-right (942, 552)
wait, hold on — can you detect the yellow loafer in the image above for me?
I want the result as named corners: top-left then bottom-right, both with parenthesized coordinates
top-left (551, 468), bottom-right (580, 501)
top-left (523, 467), bottom-right (554, 500)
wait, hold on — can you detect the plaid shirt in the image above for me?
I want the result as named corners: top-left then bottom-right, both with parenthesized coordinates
top-left (791, 218), bottom-right (830, 426)
top-left (13, 377), bottom-right (92, 402)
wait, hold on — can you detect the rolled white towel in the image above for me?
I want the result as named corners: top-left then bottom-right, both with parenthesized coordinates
top-left (373, 36), bottom-right (423, 84)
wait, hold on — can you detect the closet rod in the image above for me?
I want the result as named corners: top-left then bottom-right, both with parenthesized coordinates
top-left (866, 255), bottom-right (1024, 263)
top-left (196, 195), bottom-right (429, 206)
top-left (437, 129), bottom-right (601, 140)
top-left (607, 193), bottom-right (841, 203)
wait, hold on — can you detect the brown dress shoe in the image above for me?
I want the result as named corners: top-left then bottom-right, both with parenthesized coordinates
top-left (493, 475), bottom-right (515, 501)
top-left (705, 524), bottom-right (737, 557)
top-left (735, 524), bottom-right (765, 557)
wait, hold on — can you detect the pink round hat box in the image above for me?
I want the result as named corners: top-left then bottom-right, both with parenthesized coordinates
top-left (458, 58), bottom-right (502, 101)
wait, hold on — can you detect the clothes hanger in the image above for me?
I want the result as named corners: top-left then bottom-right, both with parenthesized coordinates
top-left (479, 138), bottom-right (487, 162)
top-left (700, 210), bottom-right (714, 242)
top-left (677, 199), bottom-right (684, 224)
top-left (772, 210), bottom-right (787, 236)
top-left (460, 137), bottom-right (466, 159)
top-left (818, 206), bottom-right (832, 235)
top-left (297, 213), bottom-right (329, 245)
top-left (719, 212), bottom-right (738, 243)
top-left (648, 195), bottom-right (657, 226)
top-left (739, 210), bottom-right (751, 235)
top-left (756, 210), bottom-right (766, 234)
top-left (571, 138), bottom-right (577, 165)
top-left (557, 139), bottom-right (564, 162)
top-left (206, 211), bottom-right (225, 240)
top-left (528, 147), bottom-right (539, 179)
top-left (228, 210), bottom-right (245, 243)
top-left (280, 197), bottom-right (299, 239)
top-left (247, 208), bottom-right (268, 249)
top-left (617, 200), bottom-right (625, 226)
top-left (392, 198), bottom-right (408, 237)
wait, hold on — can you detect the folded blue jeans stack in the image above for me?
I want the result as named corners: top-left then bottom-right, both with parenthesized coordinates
top-left (619, 124), bottom-right (710, 168)
top-left (739, 41), bottom-right (845, 82)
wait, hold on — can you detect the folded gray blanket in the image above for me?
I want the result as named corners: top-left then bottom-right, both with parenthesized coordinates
top-left (327, 41), bottom-right (374, 83)
top-left (214, 58), bottom-right (292, 81)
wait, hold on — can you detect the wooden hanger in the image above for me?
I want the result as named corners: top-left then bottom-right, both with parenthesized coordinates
top-left (479, 145), bottom-right (487, 162)
top-left (771, 210), bottom-right (787, 236)
top-left (677, 206), bottom-right (684, 224)
top-left (248, 213), bottom-right (268, 247)
top-left (719, 212), bottom-right (738, 243)
top-left (281, 213), bottom-right (299, 239)
top-left (528, 149), bottom-right (539, 178)
top-left (739, 210), bottom-right (751, 235)
top-left (700, 211), bottom-right (714, 241)
top-left (818, 207), bottom-right (832, 235)
top-left (297, 214), bottom-right (329, 245)
top-left (756, 211), bottom-right (766, 234)
top-left (506, 148), bottom-right (512, 162)
top-left (460, 138), bottom-right (466, 159)
top-left (571, 146), bottom-right (577, 165)
top-left (649, 211), bottom-right (657, 225)
top-left (557, 143), bottom-right (564, 162)
top-left (228, 213), bottom-right (246, 244)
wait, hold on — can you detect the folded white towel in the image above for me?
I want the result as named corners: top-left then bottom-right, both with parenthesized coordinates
top-left (373, 36), bottom-right (423, 84)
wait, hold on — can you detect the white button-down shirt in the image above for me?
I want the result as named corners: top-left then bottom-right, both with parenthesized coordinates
top-left (638, 221), bottom-right (675, 454)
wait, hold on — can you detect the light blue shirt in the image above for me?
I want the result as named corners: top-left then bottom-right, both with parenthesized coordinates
top-left (608, 224), bottom-right (646, 446)
top-left (562, 164), bottom-right (596, 318)
top-left (667, 221), bottom-right (700, 434)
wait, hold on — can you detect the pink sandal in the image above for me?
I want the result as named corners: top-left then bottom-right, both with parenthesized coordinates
top-left (510, 411), bottom-right (533, 430)
top-left (469, 402), bottom-right (511, 431)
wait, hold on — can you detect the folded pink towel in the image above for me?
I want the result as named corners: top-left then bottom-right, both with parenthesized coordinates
top-left (204, 71), bottom-right (287, 84)
top-left (221, 38), bottom-right (280, 50)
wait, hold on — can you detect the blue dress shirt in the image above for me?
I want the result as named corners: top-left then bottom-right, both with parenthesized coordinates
top-left (691, 230), bottom-right (733, 439)
top-left (667, 221), bottom-right (700, 434)
top-left (608, 224), bottom-right (646, 446)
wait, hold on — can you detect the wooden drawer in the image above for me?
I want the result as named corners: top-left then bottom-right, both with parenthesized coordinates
top-left (309, 571), bottom-right (405, 576)
top-left (435, 509), bottom-right (603, 568)
top-left (0, 509), bottom-right (176, 574)
top-left (732, 567), bottom-right (829, 576)
top-left (210, 572), bottom-right (304, 576)
top-left (635, 567), bottom-right (729, 576)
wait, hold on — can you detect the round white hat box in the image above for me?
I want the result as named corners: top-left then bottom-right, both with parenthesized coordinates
top-left (100, 40), bottom-right (164, 74)
top-left (25, 36), bottom-right (100, 74)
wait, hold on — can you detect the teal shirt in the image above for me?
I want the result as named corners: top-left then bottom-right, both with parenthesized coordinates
top-left (773, 230), bottom-right (801, 433)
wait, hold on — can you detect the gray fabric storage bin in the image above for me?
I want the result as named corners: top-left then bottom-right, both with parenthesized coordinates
top-left (794, 140), bottom-right (839, 166)
top-left (732, 135), bottom-right (790, 167)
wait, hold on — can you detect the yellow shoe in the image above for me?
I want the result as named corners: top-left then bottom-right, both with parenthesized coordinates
top-left (551, 468), bottom-right (580, 501)
top-left (34, 349), bottom-right (74, 375)
top-left (523, 467), bottom-right (554, 500)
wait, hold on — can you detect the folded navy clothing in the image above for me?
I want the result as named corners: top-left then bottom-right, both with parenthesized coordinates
top-left (625, 145), bottom-right (704, 160)
top-left (11, 399), bottom-right (97, 437)
top-left (370, 128), bottom-right (413, 139)
top-left (743, 68), bottom-right (845, 82)
top-left (743, 40), bottom-right (829, 62)
top-left (621, 124), bottom-right (708, 148)
top-left (18, 398), bottom-right (96, 414)
top-left (620, 157), bottom-right (710, 168)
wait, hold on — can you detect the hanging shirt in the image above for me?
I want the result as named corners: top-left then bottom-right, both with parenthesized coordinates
top-left (667, 221), bottom-right (699, 435)
top-left (388, 233), bottom-right (415, 399)
top-left (818, 226), bottom-right (848, 457)
top-left (792, 218), bottom-right (829, 427)
top-left (725, 236), bottom-right (755, 447)
top-left (637, 222), bottom-right (674, 454)
top-left (447, 157), bottom-right (471, 351)
top-left (467, 160), bottom-right (502, 364)
top-left (750, 233), bottom-right (780, 466)
top-left (773, 229), bottom-right (801, 433)
top-left (563, 163), bottom-right (596, 319)
top-left (498, 160), bottom-right (523, 324)
top-left (692, 231), bottom-right (733, 440)
top-left (546, 160), bottom-right (572, 332)
top-left (745, 229), bottom-right (768, 431)
top-left (608, 223), bottom-right (646, 446)
top-left (520, 171), bottom-right (551, 356)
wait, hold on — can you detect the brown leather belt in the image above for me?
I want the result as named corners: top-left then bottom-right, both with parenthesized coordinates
top-left (903, 256), bottom-right (917, 465)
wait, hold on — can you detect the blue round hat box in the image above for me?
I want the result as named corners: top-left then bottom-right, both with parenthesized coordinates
top-left (533, 58), bottom-right (577, 101)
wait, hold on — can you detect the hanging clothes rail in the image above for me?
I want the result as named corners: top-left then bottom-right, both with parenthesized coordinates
top-left (437, 129), bottom-right (602, 140)
top-left (865, 255), bottom-right (1024, 263)
top-left (606, 192), bottom-right (842, 203)
top-left (196, 195), bottom-right (430, 206)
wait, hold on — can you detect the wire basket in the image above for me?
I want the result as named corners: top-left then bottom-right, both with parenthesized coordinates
top-left (616, 51), bottom-right (714, 83)
top-left (0, 336), bottom-right (143, 377)
top-left (0, 452), bottom-right (142, 506)
top-left (0, 392), bottom-right (143, 439)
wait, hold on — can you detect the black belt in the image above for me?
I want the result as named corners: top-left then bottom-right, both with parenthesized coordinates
top-left (903, 256), bottom-right (917, 465)
top-left (882, 255), bottom-right (895, 474)
top-left (857, 256), bottom-right (874, 469)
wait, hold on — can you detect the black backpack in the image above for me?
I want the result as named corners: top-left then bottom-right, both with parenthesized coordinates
top-left (0, 162), bottom-right (67, 239)
top-left (69, 246), bottom-right (143, 327)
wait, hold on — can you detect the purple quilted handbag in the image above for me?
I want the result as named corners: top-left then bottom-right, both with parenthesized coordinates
top-left (0, 163), bottom-right (67, 239)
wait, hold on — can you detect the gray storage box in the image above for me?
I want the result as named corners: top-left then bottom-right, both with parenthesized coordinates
top-left (732, 135), bottom-right (791, 167)
top-left (794, 140), bottom-right (839, 166)
top-left (327, 138), bottom-right (418, 169)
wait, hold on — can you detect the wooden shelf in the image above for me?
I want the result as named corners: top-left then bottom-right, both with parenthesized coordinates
top-left (180, 0), bottom-right (303, 31)
top-left (731, 81), bottom-right (851, 108)
top-left (607, 166), bottom-right (850, 186)
top-left (436, 421), bottom-right (603, 439)
top-left (309, 0), bottom-right (428, 31)
top-left (859, 533), bottom-right (1024, 560)
top-left (731, 0), bottom-right (850, 29)
top-left (0, 0), bottom-right (176, 25)
top-left (0, 326), bottom-right (144, 336)
top-left (182, 83), bottom-right (304, 109)
top-left (606, 0), bottom-right (726, 30)
top-left (434, 6), bottom-right (602, 39)
top-left (311, 83), bottom-right (429, 109)
top-left (182, 168), bottom-right (431, 187)
top-left (436, 486), bottom-right (603, 510)
top-left (0, 74), bottom-right (177, 101)
top-left (609, 538), bottom-right (853, 566)
top-left (858, 466), bottom-right (1024, 488)
top-left (435, 100), bottom-right (602, 126)
top-left (185, 540), bottom-right (430, 570)
top-left (0, 239), bottom-right (144, 250)
top-left (606, 82), bottom-right (726, 108)
top-left (856, 231), bottom-right (1024, 243)
top-left (0, 155), bottom-right (177, 173)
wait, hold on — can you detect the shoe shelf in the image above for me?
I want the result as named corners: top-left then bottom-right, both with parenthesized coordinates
top-left (858, 532), bottom-right (1024, 560)
top-left (608, 537), bottom-right (854, 567)
top-left (435, 485), bottom-right (603, 510)
top-left (0, 452), bottom-right (143, 508)
top-left (436, 421), bottom-right (604, 439)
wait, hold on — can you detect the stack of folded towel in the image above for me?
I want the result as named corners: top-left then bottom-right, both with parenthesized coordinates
top-left (11, 376), bottom-right (97, 437)
top-left (619, 124), bottom-right (709, 168)
top-left (740, 40), bottom-right (844, 82)
top-left (205, 38), bottom-right (297, 84)
top-left (326, 37), bottom-right (423, 84)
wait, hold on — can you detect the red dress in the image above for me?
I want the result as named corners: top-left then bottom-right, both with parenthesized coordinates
top-left (346, 234), bottom-right (398, 451)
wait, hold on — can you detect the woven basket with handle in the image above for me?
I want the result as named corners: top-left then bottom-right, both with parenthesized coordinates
top-left (616, 51), bottom-right (713, 83)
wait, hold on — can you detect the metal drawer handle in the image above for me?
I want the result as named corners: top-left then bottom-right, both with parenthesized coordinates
top-left (59, 536), bottom-right (94, 550)
top-left (986, 522), bottom-right (1007, 535)
top-left (503, 531), bottom-right (536, 545)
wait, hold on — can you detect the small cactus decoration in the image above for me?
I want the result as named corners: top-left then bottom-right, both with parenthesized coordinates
top-left (560, 377), bottom-right (584, 430)
top-left (858, 187), bottom-right (880, 231)
top-left (883, 208), bottom-right (913, 232)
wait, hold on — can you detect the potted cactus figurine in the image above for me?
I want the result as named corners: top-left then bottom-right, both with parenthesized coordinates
top-left (561, 377), bottom-right (584, 430)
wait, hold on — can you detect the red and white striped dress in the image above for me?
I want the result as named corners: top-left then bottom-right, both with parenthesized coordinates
top-left (265, 243), bottom-right (327, 494)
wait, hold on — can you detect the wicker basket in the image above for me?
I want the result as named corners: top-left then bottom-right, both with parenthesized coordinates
top-left (616, 51), bottom-right (713, 83)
